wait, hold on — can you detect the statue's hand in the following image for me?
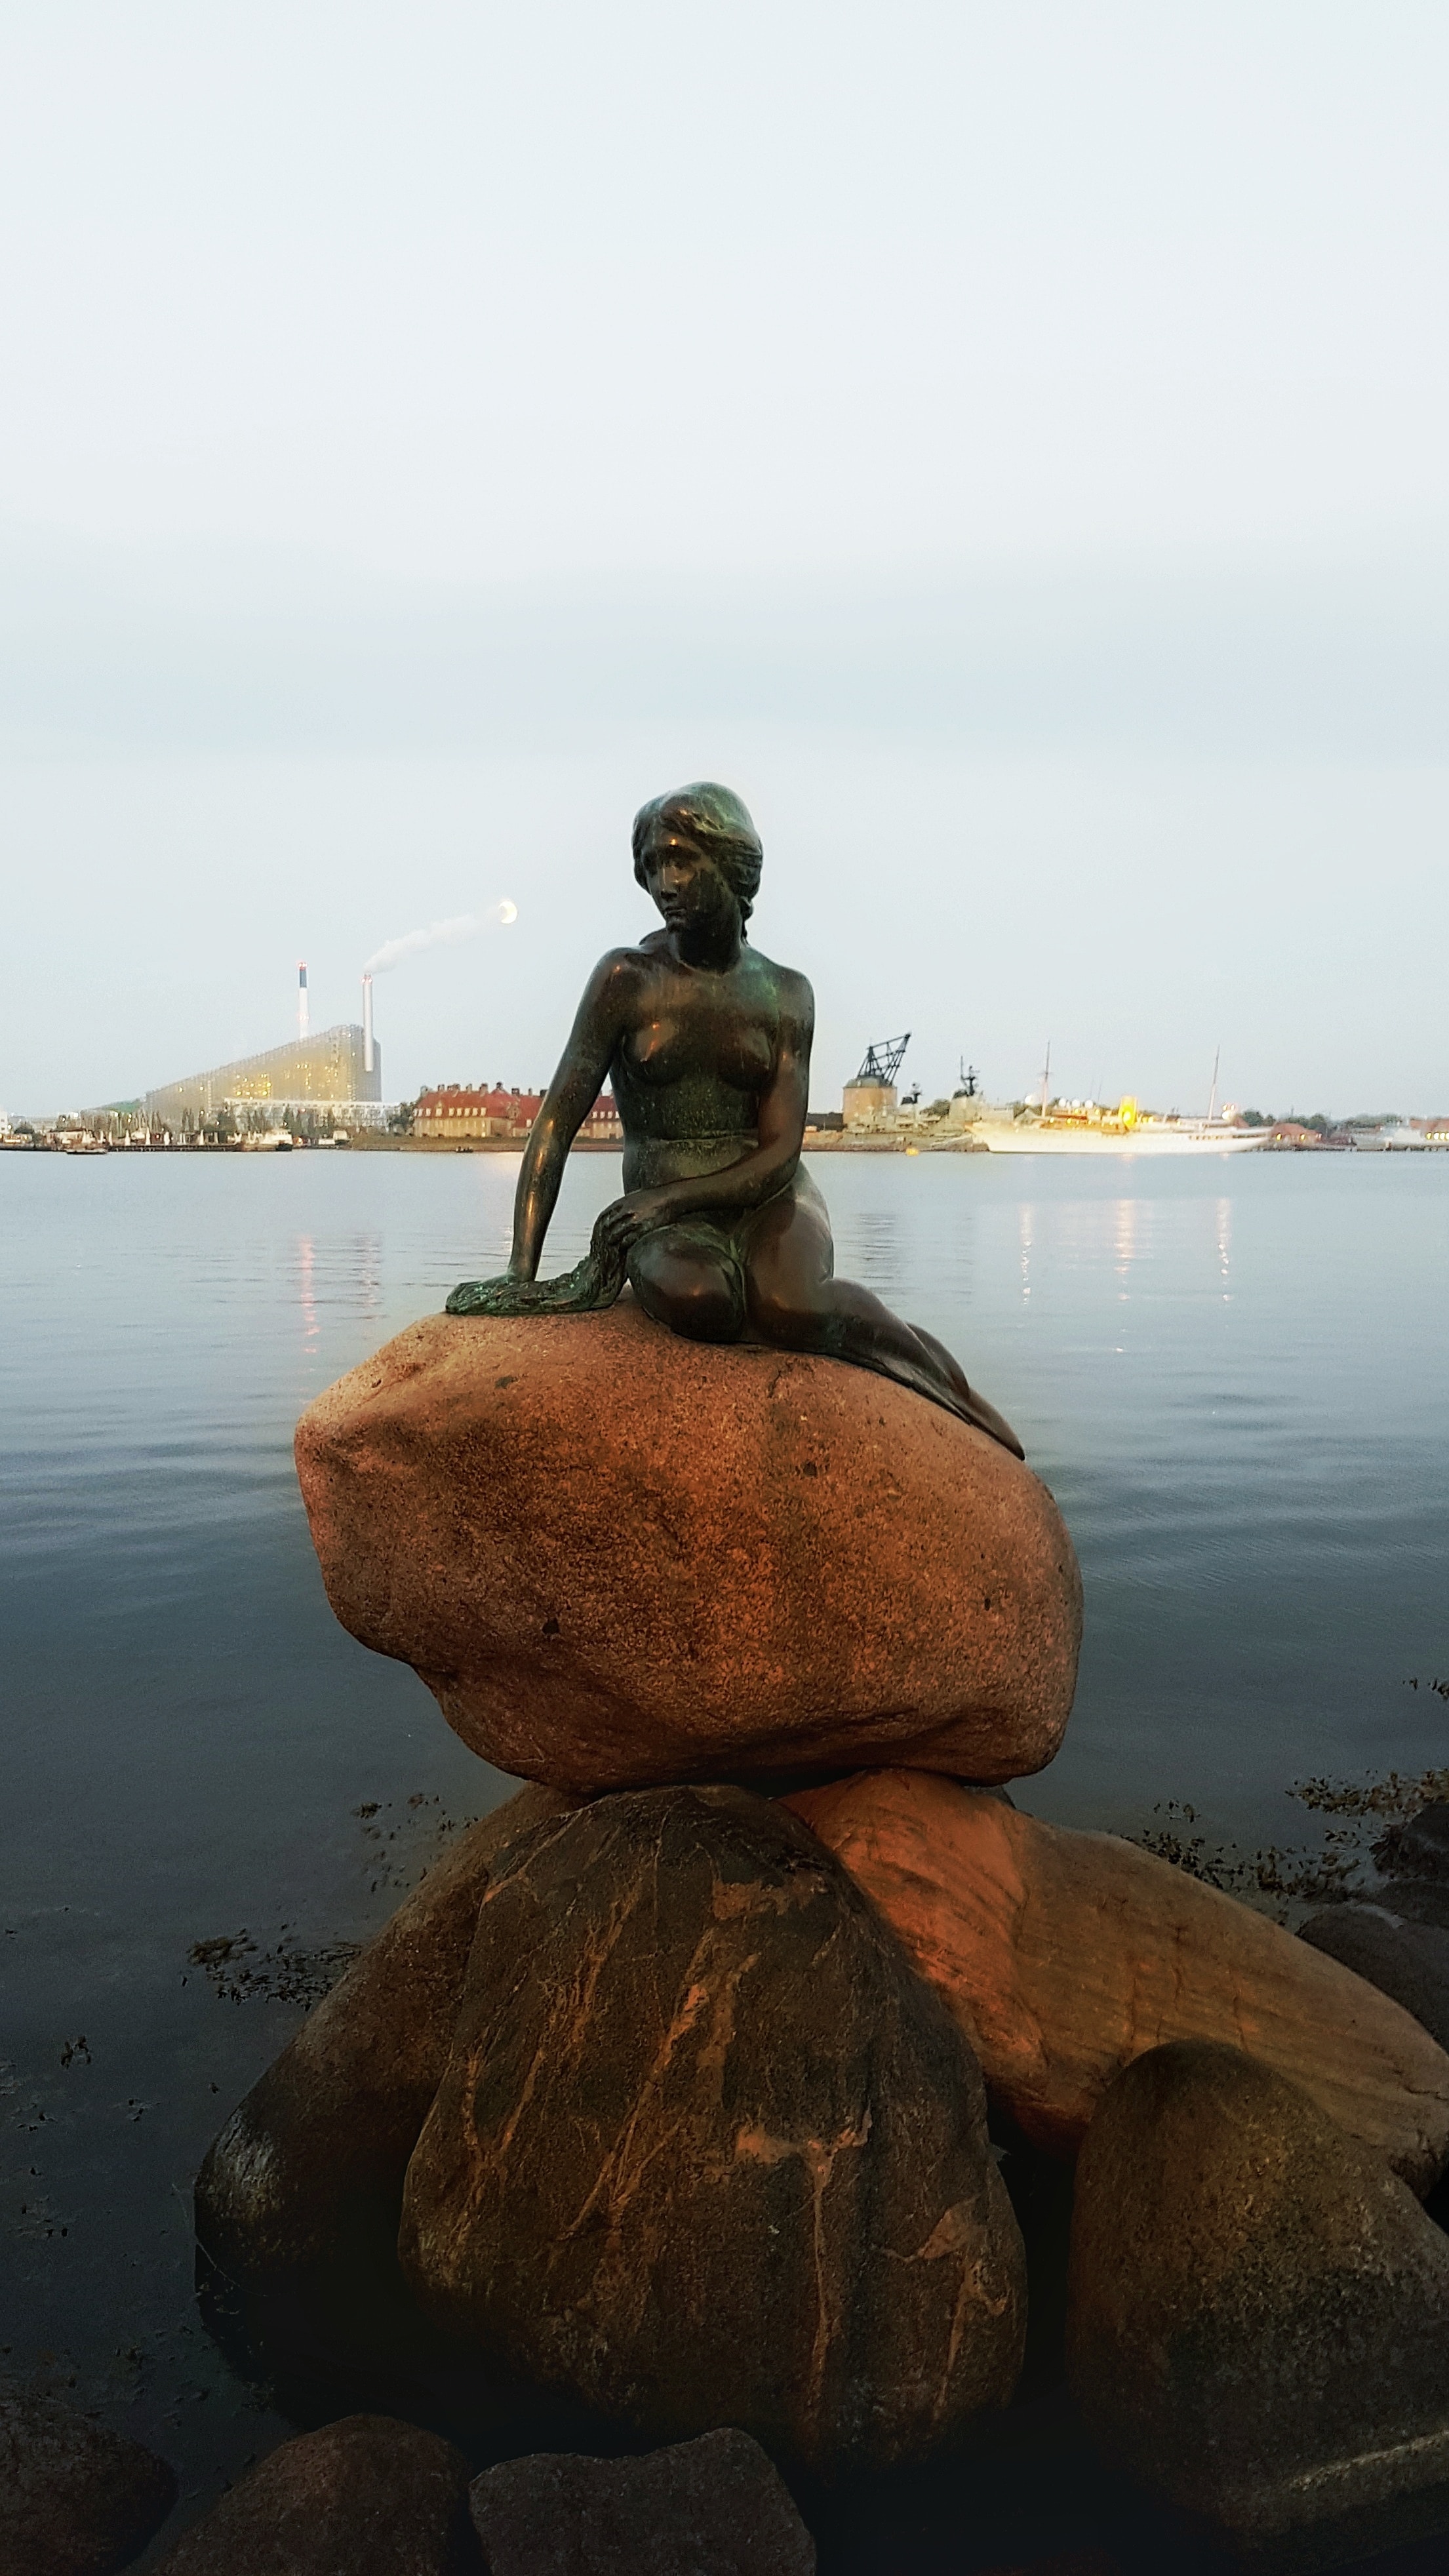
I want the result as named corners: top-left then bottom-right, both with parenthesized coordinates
top-left (445, 1195), bottom-right (677, 1322)
top-left (445, 1238), bottom-right (624, 1318)
top-left (593, 1187), bottom-right (676, 1259)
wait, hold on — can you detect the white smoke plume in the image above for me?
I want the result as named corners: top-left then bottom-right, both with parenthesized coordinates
top-left (363, 898), bottom-right (517, 978)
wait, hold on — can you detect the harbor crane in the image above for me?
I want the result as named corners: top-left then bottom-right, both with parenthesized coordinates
top-left (852, 1033), bottom-right (911, 1087)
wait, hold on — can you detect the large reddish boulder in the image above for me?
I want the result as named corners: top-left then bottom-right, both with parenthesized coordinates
top-left (295, 1303), bottom-right (1080, 1794)
top-left (788, 1770), bottom-right (1449, 2192)
top-left (399, 1786), bottom-right (1027, 2472)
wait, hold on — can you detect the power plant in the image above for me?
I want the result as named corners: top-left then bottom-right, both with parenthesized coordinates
top-left (144, 976), bottom-right (383, 1127)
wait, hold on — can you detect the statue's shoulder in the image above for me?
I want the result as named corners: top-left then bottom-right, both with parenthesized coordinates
top-left (581, 941), bottom-right (658, 1003)
top-left (746, 947), bottom-right (814, 1022)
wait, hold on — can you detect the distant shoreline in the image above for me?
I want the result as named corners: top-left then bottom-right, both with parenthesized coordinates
top-left (347, 1131), bottom-right (985, 1157)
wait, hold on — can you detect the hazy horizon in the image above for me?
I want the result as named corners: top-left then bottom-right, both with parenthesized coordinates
top-left (3, 3), bottom-right (1446, 1115)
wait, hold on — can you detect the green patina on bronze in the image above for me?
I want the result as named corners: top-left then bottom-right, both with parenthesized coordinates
top-left (446, 783), bottom-right (1022, 1453)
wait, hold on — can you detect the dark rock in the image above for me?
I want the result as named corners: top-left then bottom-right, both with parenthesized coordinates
top-left (1065, 2041), bottom-right (1449, 2565)
top-left (973, 2557), bottom-right (1122, 2576)
top-left (1300, 1905), bottom-right (1449, 2053)
top-left (1378, 1877), bottom-right (1449, 1932)
top-left (197, 1785), bottom-right (573, 2279)
top-left (399, 1786), bottom-right (1026, 2474)
top-left (996, 2137), bottom-right (1077, 2402)
top-left (153, 2415), bottom-right (476, 2575)
top-left (1376, 1800), bottom-right (1449, 1881)
top-left (0, 2385), bottom-right (176, 2576)
top-left (468, 2427), bottom-right (815, 2574)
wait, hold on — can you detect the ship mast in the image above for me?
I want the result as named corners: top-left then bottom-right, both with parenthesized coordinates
top-left (1040, 1039), bottom-right (1052, 1116)
top-left (1208, 1042), bottom-right (1220, 1123)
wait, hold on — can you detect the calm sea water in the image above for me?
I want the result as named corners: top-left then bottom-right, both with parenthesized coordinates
top-left (3, 1146), bottom-right (1448, 2537)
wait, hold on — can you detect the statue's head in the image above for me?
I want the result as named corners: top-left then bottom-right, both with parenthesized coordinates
top-left (631, 783), bottom-right (763, 928)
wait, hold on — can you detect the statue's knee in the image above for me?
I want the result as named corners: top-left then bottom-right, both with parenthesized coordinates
top-left (631, 1242), bottom-right (742, 1343)
top-left (670, 1269), bottom-right (744, 1343)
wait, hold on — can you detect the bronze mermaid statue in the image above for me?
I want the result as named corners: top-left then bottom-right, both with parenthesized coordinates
top-left (447, 783), bottom-right (1023, 1456)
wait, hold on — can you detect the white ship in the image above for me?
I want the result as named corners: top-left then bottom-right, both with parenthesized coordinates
top-left (966, 1043), bottom-right (1263, 1156)
top-left (971, 1107), bottom-right (1263, 1157)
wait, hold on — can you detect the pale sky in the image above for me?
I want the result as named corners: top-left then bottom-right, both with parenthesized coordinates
top-left (2, 1), bottom-right (1446, 1115)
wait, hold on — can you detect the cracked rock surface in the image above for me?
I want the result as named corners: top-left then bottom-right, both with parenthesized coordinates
top-left (195, 1785), bottom-right (574, 2280)
top-left (399, 1785), bottom-right (1026, 2471)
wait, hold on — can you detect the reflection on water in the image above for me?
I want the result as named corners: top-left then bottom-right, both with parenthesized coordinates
top-left (1, 1147), bottom-right (1447, 2510)
top-left (1113, 1192), bottom-right (1136, 1286)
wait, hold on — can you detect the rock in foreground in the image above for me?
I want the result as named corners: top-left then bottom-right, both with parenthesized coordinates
top-left (789, 1770), bottom-right (1449, 2189)
top-left (0, 2385), bottom-right (176, 2576)
top-left (1066, 2042), bottom-right (1449, 2562)
top-left (295, 1305), bottom-right (1080, 1793)
top-left (399, 1786), bottom-right (1026, 2472)
top-left (197, 1785), bottom-right (572, 2280)
top-left (1374, 1797), bottom-right (1449, 1881)
top-left (1300, 1901), bottom-right (1449, 2055)
top-left (154, 2416), bottom-right (475, 2576)
top-left (469, 2428), bottom-right (815, 2575)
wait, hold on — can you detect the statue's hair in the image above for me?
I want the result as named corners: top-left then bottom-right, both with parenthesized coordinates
top-left (631, 782), bottom-right (763, 925)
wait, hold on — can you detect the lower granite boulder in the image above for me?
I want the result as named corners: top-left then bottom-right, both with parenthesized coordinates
top-left (197, 1786), bottom-right (573, 2280)
top-left (399, 1785), bottom-right (1026, 2474)
top-left (787, 1770), bottom-right (1449, 2190)
top-left (1065, 2042), bottom-right (1449, 2564)
top-left (153, 2416), bottom-right (476, 2576)
top-left (0, 2385), bottom-right (176, 2576)
top-left (469, 2428), bottom-right (815, 2576)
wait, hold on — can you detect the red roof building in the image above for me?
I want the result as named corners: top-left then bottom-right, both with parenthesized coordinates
top-left (414, 1086), bottom-right (621, 1141)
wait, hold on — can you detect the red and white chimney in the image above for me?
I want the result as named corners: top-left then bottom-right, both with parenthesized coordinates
top-left (362, 972), bottom-right (374, 1074)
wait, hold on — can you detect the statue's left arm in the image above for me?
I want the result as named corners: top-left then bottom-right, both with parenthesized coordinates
top-left (445, 953), bottom-right (635, 1317)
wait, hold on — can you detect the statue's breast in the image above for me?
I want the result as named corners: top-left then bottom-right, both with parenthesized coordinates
top-left (622, 1011), bottom-right (775, 1092)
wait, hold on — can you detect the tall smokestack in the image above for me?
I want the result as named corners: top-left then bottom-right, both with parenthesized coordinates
top-left (298, 961), bottom-right (309, 1040)
top-left (362, 972), bottom-right (374, 1074)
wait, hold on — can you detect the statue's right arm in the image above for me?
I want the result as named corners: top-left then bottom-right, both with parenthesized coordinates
top-left (506, 955), bottom-right (634, 1278)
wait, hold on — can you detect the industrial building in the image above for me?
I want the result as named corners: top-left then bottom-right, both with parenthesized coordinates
top-left (144, 1023), bottom-right (382, 1126)
top-left (843, 1033), bottom-right (911, 1128)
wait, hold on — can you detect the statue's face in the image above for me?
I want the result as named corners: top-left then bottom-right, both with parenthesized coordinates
top-left (639, 825), bottom-right (737, 939)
